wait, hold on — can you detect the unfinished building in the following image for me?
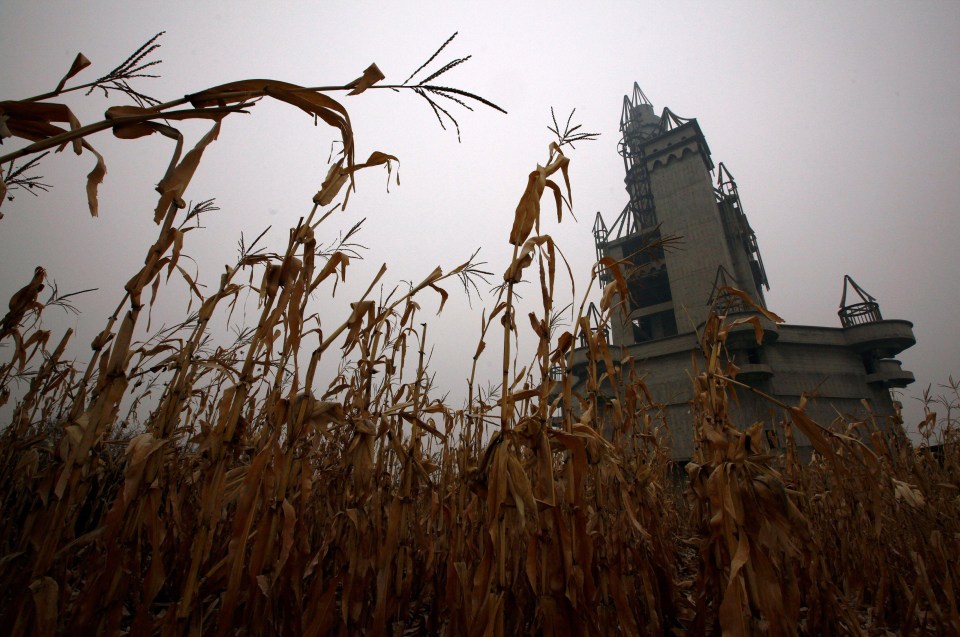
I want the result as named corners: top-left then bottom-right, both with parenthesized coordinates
top-left (575, 84), bottom-right (916, 460)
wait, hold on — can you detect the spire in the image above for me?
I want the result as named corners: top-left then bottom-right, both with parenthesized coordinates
top-left (620, 82), bottom-right (657, 132)
top-left (631, 82), bottom-right (652, 107)
top-left (707, 265), bottom-right (745, 312)
top-left (657, 107), bottom-right (693, 133)
top-left (716, 162), bottom-right (737, 193)
top-left (592, 211), bottom-right (611, 287)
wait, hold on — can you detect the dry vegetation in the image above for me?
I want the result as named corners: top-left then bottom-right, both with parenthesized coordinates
top-left (1, 34), bottom-right (958, 636)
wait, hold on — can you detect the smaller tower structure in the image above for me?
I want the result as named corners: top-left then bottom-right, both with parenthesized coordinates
top-left (838, 276), bottom-right (916, 388)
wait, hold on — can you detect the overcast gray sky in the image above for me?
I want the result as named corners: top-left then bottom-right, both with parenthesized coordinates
top-left (2, 1), bottom-right (958, 435)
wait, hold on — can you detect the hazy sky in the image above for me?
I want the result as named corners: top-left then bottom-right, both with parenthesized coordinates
top-left (2, 1), bottom-right (958, 435)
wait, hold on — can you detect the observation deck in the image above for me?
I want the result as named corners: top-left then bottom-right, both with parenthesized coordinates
top-left (866, 359), bottom-right (915, 388)
top-left (843, 320), bottom-right (916, 358)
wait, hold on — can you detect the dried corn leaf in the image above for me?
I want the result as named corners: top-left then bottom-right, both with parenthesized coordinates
top-left (399, 411), bottom-right (447, 440)
top-left (122, 432), bottom-right (166, 504)
top-left (506, 455), bottom-right (537, 523)
top-left (893, 479), bottom-right (925, 508)
top-left (105, 105), bottom-right (224, 139)
top-left (55, 52), bottom-right (91, 93)
top-left (787, 405), bottom-right (838, 466)
top-left (503, 235), bottom-right (553, 283)
top-left (106, 105), bottom-right (161, 139)
top-left (509, 169), bottom-right (545, 247)
top-left (314, 151), bottom-right (399, 207)
top-left (551, 331), bottom-right (573, 362)
top-left (429, 283), bottom-right (449, 313)
top-left (189, 79), bottom-right (354, 180)
top-left (154, 118), bottom-right (223, 223)
top-left (0, 100), bottom-right (82, 153)
top-left (342, 300), bottom-right (376, 353)
top-left (599, 278), bottom-right (621, 312)
top-left (346, 63), bottom-right (386, 96)
top-left (718, 575), bottom-right (750, 637)
top-left (313, 160), bottom-right (350, 206)
top-left (725, 314), bottom-right (765, 345)
top-left (0, 101), bottom-right (105, 215)
top-left (509, 145), bottom-right (569, 246)
top-left (718, 286), bottom-right (784, 323)
top-left (276, 499), bottom-right (296, 572)
top-left (28, 576), bottom-right (58, 637)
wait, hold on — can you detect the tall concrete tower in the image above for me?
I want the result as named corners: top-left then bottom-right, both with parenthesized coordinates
top-left (594, 83), bottom-right (769, 341)
top-left (580, 84), bottom-right (916, 460)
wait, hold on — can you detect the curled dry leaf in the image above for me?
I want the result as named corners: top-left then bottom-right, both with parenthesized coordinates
top-left (313, 151), bottom-right (399, 208)
top-left (893, 479), bottom-right (926, 508)
top-left (342, 300), bottom-right (376, 352)
top-left (717, 286), bottom-right (784, 324)
top-left (82, 140), bottom-right (106, 217)
top-left (508, 143), bottom-right (570, 246)
top-left (1, 266), bottom-right (46, 339)
top-left (725, 315), bottom-right (765, 346)
top-left (0, 100), bottom-right (83, 154)
top-left (188, 79), bottom-right (356, 177)
top-left (0, 101), bottom-right (106, 216)
top-left (105, 105), bottom-right (157, 139)
top-left (105, 105), bottom-right (221, 141)
top-left (314, 161), bottom-right (349, 207)
top-left (55, 52), bottom-right (92, 93)
top-left (599, 278), bottom-right (622, 313)
top-left (429, 283), bottom-right (449, 314)
top-left (29, 576), bottom-right (58, 637)
top-left (597, 256), bottom-right (628, 295)
top-left (346, 63), bottom-right (386, 96)
top-left (154, 118), bottom-right (222, 223)
top-left (550, 331), bottom-right (574, 364)
top-left (503, 235), bottom-right (554, 283)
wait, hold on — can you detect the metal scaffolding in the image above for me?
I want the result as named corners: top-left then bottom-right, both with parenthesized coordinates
top-left (594, 84), bottom-right (699, 270)
top-left (839, 275), bottom-right (883, 327)
top-left (715, 162), bottom-right (770, 296)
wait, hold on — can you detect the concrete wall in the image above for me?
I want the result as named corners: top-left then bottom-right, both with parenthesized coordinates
top-left (570, 320), bottom-right (905, 462)
top-left (648, 147), bottom-right (736, 331)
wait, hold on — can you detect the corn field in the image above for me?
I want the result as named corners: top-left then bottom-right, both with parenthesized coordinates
top-left (1, 34), bottom-right (958, 636)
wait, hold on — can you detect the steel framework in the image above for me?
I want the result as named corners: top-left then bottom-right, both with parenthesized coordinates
top-left (594, 84), bottom-right (698, 284)
top-left (714, 162), bottom-right (770, 295)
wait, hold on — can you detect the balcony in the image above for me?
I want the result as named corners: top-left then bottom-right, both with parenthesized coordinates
top-left (844, 320), bottom-right (916, 358)
top-left (735, 363), bottom-right (774, 384)
top-left (866, 359), bottom-right (915, 388)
